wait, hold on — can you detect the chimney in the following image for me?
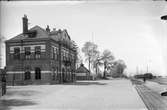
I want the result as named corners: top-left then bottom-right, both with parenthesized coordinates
top-left (46, 25), bottom-right (50, 32)
top-left (22, 14), bottom-right (28, 34)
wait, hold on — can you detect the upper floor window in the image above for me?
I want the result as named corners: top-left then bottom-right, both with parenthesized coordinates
top-left (25, 47), bottom-right (31, 59)
top-left (56, 48), bottom-right (59, 60)
top-left (35, 46), bottom-right (41, 59)
top-left (55, 53), bottom-right (58, 60)
top-left (51, 47), bottom-right (54, 59)
top-left (14, 47), bottom-right (20, 60)
top-left (56, 48), bottom-right (59, 54)
top-left (61, 51), bottom-right (64, 60)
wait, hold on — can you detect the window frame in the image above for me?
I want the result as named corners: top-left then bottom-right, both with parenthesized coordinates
top-left (35, 46), bottom-right (41, 59)
top-left (24, 47), bottom-right (31, 59)
top-left (24, 71), bottom-right (31, 80)
top-left (13, 47), bottom-right (20, 60)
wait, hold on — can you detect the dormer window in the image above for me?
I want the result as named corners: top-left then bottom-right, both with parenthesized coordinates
top-left (27, 30), bottom-right (37, 38)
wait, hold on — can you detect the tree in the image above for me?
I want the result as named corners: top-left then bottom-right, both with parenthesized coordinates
top-left (92, 54), bottom-right (103, 76)
top-left (0, 35), bottom-right (5, 69)
top-left (100, 50), bottom-right (115, 78)
top-left (82, 42), bottom-right (99, 73)
top-left (112, 59), bottom-right (127, 78)
top-left (76, 48), bottom-right (83, 68)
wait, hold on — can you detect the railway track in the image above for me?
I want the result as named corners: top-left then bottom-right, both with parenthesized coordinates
top-left (135, 84), bottom-right (167, 110)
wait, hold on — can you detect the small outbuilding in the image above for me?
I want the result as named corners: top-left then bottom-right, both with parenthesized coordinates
top-left (76, 63), bottom-right (94, 80)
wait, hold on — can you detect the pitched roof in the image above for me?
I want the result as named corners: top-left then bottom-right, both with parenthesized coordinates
top-left (76, 64), bottom-right (89, 73)
top-left (7, 25), bottom-right (72, 43)
top-left (6, 25), bottom-right (49, 42)
top-left (6, 25), bottom-right (77, 51)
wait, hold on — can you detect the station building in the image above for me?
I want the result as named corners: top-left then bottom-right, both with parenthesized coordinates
top-left (5, 15), bottom-right (77, 85)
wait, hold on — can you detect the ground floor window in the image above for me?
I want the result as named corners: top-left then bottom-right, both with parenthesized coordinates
top-left (52, 68), bottom-right (55, 80)
top-left (24, 71), bottom-right (31, 80)
top-left (62, 68), bottom-right (65, 82)
top-left (35, 67), bottom-right (41, 80)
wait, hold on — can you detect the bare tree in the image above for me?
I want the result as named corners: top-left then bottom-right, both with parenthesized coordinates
top-left (76, 48), bottom-right (83, 68)
top-left (112, 59), bottom-right (127, 78)
top-left (100, 49), bottom-right (115, 78)
top-left (0, 35), bottom-right (6, 69)
top-left (82, 41), bottom-right (99, 74)
top-left (92, 53), bottom-right (102, 76)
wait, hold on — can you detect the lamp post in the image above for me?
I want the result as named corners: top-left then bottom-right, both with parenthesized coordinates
top-left (160, 15), bottom-right (167, 95)
top-left (161, 15), bottom-right (167, 78)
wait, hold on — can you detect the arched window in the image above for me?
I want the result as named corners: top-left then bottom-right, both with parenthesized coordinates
top-left (35, 67), bottom-right (41, 80)
top-left (25, 71), bottom-right (31, 80)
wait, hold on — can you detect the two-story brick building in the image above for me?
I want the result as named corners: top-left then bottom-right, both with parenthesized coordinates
top-left (5, 15), bottom-right (77, 85)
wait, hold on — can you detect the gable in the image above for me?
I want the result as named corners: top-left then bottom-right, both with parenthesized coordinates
top-left (76, 65), bottom-right (89, 73)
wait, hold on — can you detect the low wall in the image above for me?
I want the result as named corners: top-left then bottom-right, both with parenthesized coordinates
top-left (76, 76), bottom-right (95, 80)
top-left (6, 73), bottom-right (76, 85)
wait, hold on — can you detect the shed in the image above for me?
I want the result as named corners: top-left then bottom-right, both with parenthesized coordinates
top-left (76, 64), bottom-right (94, 80)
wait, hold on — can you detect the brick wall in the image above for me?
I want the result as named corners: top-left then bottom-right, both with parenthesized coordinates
top-left (5, 39), bottom-right (77, 85)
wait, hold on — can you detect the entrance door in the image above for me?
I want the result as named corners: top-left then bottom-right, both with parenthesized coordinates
top-left (35, 67), bottom-right (41, 80)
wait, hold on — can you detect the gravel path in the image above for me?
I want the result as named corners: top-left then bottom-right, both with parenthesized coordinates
top-left (0, 79), bottom-right (146, 110)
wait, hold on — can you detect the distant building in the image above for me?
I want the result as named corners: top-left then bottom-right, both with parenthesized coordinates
top-left (5, 15), bottom-right (77, 85)
top-left (76, 63), bottom-right (94, 80)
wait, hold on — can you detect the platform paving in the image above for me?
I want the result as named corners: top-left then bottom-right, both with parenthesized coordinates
top-left (0, 79), bottom-right (146, 110)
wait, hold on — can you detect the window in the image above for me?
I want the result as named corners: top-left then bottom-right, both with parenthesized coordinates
top-left (56, 48), bottom-right (59, 60)
top-left (56, 67), bottom-right (59, 79)
top-left (54, 54), bottom-right (58, 60)
top-left (61, 51), bottom-right (64, 60)
top-left (14, 47), bottom-right (20, 59)
top-left (35, 67), bottom-right (41, 80)
top-left (51, 47), bottom-right (54, 59)
top-left (25, 47), bottom-right (31, 59)
top-left (64, 52), bottom-right (66, 60)
top-left (52, 68), bottom-right (55, 80)
top-left (25, 71), bottom-right (31, 80)
top-left (54, 48), bottom-right (57, 60)
top-left (56, 48), bottom-right (58, 54)
top-left (35, 46), bottom-right (41, 59)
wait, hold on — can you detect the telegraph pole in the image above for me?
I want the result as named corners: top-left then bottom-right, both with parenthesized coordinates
top-left (0, 38), bottom-right (2, 69)
top-left (136, 66), bottom-right (139, 74)
top-left (161, 15), bottom-right (167, 77)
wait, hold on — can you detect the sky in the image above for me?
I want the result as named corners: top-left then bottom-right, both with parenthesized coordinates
top-left (0, 1), bottom-right (167, 76)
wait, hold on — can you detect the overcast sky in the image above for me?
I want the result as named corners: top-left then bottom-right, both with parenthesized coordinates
top-left (0, 1), bottom-right (167, 76)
